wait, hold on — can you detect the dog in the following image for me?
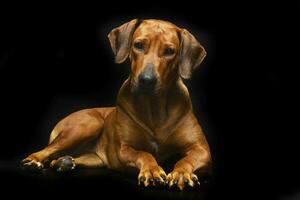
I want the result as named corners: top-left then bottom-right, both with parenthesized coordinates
top-left (22, 19), bottom-right (212, 190)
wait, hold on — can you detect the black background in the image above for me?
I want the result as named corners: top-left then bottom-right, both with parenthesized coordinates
top-left (0, 1), bottom-right (299, 200)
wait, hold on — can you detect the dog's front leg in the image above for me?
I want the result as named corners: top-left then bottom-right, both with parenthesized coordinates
top-left (167, 144), bottom-right (211, 190)
top-left (119, 144), bottom-right (167, 187)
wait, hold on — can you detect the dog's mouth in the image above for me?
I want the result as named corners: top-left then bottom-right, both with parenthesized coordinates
top-left (130, 78), bottom-right (161, 95)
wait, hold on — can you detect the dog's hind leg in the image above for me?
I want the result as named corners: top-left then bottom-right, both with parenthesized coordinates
top-left (21, 108), bottom-right (113, 170)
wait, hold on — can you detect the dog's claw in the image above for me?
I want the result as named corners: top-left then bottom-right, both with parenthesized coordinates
top-left (21, 159), bottom-right (44, 170)
top-left (167, 170), bottom-right (201, 190)
top-left (138, 176), bottom-right (145, 185)
top-left (154, 178), bottom-right (160, 184)
top-left (155, 177), bottom-right (165, 185)
top-left (191, 174), bottom-right (200, 186)
top-left (161, 174), bottom-right (167, 181)
top-left (168, 181), bottom-right (174, 188)
top-left (21, 153), bottom-right (45, 171)
top-left (138, 165), bottom-right (166, 187)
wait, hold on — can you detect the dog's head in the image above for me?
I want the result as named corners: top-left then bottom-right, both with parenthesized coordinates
top-left (108, 19), bottom-right (206, 94)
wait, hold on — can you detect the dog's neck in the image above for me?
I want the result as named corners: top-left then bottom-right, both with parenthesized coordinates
top-left (117, 77), bottom-right (192, 133)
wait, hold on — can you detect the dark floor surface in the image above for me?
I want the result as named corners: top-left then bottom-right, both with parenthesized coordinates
top-left (0, 160), bottom-right (217, 200)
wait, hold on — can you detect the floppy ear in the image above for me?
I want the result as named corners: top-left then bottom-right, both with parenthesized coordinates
top-left (178, 29), bottom-right (207, 79)
top-left (108, 19), bottom-right (139, 64)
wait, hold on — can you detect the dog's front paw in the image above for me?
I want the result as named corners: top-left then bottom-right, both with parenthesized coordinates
top-left (52, 156), bottom-right (76, 172)
top-left (138, 165), bottom-right (167, 187)
top-left (167, 168), bottom-right (200, 190)
top-left (21, 154), bottom-right (44, 170)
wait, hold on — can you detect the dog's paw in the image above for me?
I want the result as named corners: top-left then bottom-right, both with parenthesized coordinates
top-left (167, 169), bottom-right (200, 190)
top-left (53, 156), bottom-right (76, 172)
top-left (138, 165), bottom-right (167, 187)
top-left (21, 155), bottom-right (44, 171)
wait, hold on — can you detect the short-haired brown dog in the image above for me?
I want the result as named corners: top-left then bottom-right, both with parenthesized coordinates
top-left (22, 19), bottom-right (212, 190)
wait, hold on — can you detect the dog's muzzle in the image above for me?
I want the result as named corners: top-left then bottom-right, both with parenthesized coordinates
top-left (137, 64), bottom-right (158, 92)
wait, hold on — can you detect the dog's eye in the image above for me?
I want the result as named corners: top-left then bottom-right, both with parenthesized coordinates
top-left (134, 42), bottom-right (144, 51)
top-left (164, 47), bottom-right (175, 56)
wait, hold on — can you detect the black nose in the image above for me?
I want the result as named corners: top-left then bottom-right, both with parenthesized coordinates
top-left (138, 64), bottom-right (157, 87)
top-left (139, 73), bottom-right (157, 86)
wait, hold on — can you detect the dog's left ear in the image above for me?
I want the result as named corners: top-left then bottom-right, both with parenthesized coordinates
top-left (178, 29), bottom-right (207, 79)
top-left (108, 19), bottom-right (139, 64)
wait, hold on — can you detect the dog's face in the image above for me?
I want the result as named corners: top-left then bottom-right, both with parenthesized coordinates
top-left (108, 19), bottom-right (207, 94)
top-left (129, 20), bottom-right (180, 93)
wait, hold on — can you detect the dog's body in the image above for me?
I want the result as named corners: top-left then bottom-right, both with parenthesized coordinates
top-left (22, 19), bottom-right (212, 190)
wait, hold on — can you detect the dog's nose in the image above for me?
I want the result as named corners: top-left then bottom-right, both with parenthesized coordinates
top-left (138, 64), bottom-right (157, 87)
top-left (139, 73), bottom-right (157, 86)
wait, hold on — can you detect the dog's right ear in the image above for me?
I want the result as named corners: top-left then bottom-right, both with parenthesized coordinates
top-left (178, 29), bottom-right (207, 79)
top-left (108, 19), bottom-right (139, 64)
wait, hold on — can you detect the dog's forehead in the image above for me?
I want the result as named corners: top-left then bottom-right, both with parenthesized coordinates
top-left (134, 20), bottom-right (179, 42)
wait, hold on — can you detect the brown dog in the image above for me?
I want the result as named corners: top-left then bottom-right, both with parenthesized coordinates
top-left (22, 19), bottom-right (212, 190)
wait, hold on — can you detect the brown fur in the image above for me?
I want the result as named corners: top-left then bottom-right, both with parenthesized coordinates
top-left (22, 19), bottom-right (211, 190)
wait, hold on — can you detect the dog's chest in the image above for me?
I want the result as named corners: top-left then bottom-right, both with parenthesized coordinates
top-left (149, 139), bottom-right (159, 154)
top-left (146, 137), bottom-right (176, 162)
top-left (146, 132), bottom-right (170, 156)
